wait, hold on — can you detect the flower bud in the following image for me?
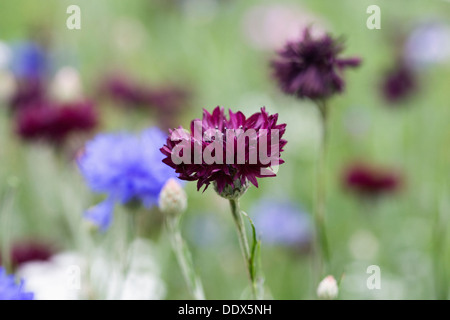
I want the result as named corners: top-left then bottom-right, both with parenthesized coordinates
top-left (50, 67), bottom-right (83, 103)
top-left (317, 275), bottom-right (338, 300)
top-left (159, 178), bottom-right (187, 217)
top-left (213, 178), bottom-right (249, 200)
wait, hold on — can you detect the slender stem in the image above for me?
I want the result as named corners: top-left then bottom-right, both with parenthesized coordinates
top-left (314, 100), bottom-right (331, 279)
top-left (166, 216), bottom-right (205, 300)
top-left (0, 190), bottom-right (14, 274)
top-left (229, 199), bottom-right (259, 299)
top-left (432, 194), bottom-right (448, 300)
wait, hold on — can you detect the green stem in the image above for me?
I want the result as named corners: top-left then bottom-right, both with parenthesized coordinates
top-left (167, 216), bottom-right (205, 300)
top-left (314, 100), bottom-right (331, 278)
top-left (229, 199), bottom-right (259, 299)
top-left (432, 195), bottom-right (448, 300)
top-left (0, 189), bottom-right (14, 274)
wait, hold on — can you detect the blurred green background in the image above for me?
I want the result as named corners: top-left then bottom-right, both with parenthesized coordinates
top-left (0, 0), bottom-right (450, 299)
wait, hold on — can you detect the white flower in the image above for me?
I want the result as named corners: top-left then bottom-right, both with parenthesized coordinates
top-left (317, 275), bottom-right (339, 300)
top-left (90, 239), bottom-right (166, 300)
top-left (17, 241), bottom-right (166, 300)
top-left (16, 252), bottom-right (84, 300)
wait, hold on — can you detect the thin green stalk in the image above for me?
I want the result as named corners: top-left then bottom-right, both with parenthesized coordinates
top-left (166, 216), bottom-right (205, 300)
top-left (0, 189), bottom-right (14, 274)
top-left (432, 194), bottom-right (448, 300)
top-left (229, 199), bottom-right (260, 299)
top-left (314, 100), bottom-right (331, 278)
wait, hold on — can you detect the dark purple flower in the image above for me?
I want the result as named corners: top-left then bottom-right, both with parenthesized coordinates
top-left (147, 86), bottom-right (191, 129)
top-left (272, 28), bottom-right (361, 100)
top-left (147, 86), bottom-right (190, 112)
top-left (101, 74), bottom-right (150, 106)
top-left (0, 240), bottom-right (54, 270)
top-left (160, 106), bottom-right (287, 194)
top-left (16, 100), bottom-right (98, 144)
top-left (9, 78), bottom-right (46, 112)
top-left (381, 62), bottom-right (418, 103)
top-left (101, 74), bottom-right (190, 129)
top-left (343, 163), bottom-right (401, 198)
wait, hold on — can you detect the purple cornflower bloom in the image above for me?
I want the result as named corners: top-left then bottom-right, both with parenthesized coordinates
top-left (381, 62), bottom-right (417, 103)
top-left (272, 28), bottom-right (361, 100)
top-left (160, 106), bottom-right (287, 193)
top-left (343, 163), bottom-right (401, 198)
top-left (15, 100), bottom-right (98, 144)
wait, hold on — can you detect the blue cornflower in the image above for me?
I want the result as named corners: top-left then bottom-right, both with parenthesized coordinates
top-left (251, 199), bottom-right (313, 249)
top-left (0, 267), bottom-right (34, 300)
top-left (10, 42), bottom-right (48, 80)
top-left (78, 128), bottom-right (178, 231)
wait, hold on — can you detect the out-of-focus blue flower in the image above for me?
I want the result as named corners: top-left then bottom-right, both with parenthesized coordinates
top-left (251, 200), bottom-right (313, 250)
top-left (10, 42), bottom-right (48, 80)
top-left (84, 197), bottom-right (115, 231)
top-left (404, 22), bottom-right (450, 68)
top-left (0, 267), bottom-right (34, 300)
top-left (78, 128), bottom-right (177, 231)
top-left (186, 213), bottom-right (225, 247)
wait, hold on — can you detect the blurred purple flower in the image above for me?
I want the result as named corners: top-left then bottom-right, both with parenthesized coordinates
top-left (0, 240), bottom-right (54, 270)
top-left (78, 128), bottom-right (177, 231)
top-left (381, 62), bottom-right (418, 103)
top-left (272, 28), bottom-right (361, 100)
top-left (101, 74), bottom-right (189, 110)
top-left (343, 163), bottom-right (401, 198)
top-left (9, 78), bottom-right (46, 112)
top-left (101, 74), bottom-right (150, 106)
top-left (0, 267), bottom-right (34, 300)
top-left (101, 74), bottom-right (190, 129)
top-left (251, 200), bottom-right (312, 251)
top-left (16, 100), bottom-right (98, 144)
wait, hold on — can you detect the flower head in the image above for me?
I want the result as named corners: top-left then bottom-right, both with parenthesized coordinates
top-left (9, 78), bottom-right (46, 112)
top-left (0, 267), bottom-right (34, 300)
top-left (251, 200), bottom-right (312, 251)
top-left (16, 100), bottom-right (98, 144)
top-left (101, 74), bottom-right (190, 129)
top-left (158, 178), bottom-right (187, 217)
top-left (381, 62), bottom-right (417, 103)
top-left (404, 22), bottom-right (450, 68)
top-left (160, 106), bottom-right (287, 195)
top-left (317, 275), bottom-right (338, 300)
top-left (78, 128), bottom-right (177, 230)
top-left (101, 74), bottom-right (150, 106)
top-left (9, 240), bottom-right (54, 270)
top-left (343, 163), bottom-right (401, 198)
top-left (10, 42), bottom-right (48, 80)
top-left (272, 28), bottom-right (361, 100)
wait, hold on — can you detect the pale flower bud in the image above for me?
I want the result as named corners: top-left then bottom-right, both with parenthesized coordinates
top-left (317, 275), bottom-right (338, 300)
top-left (0, 70), bottom-right (17, 103)
top-left (158, 178), bottom-right (187, 216)
top-left (50, 66), bottom-right (83, 103)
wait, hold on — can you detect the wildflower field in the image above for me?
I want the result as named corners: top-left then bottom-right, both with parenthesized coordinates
top-left (0, 0), bottom-right (449, 300)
